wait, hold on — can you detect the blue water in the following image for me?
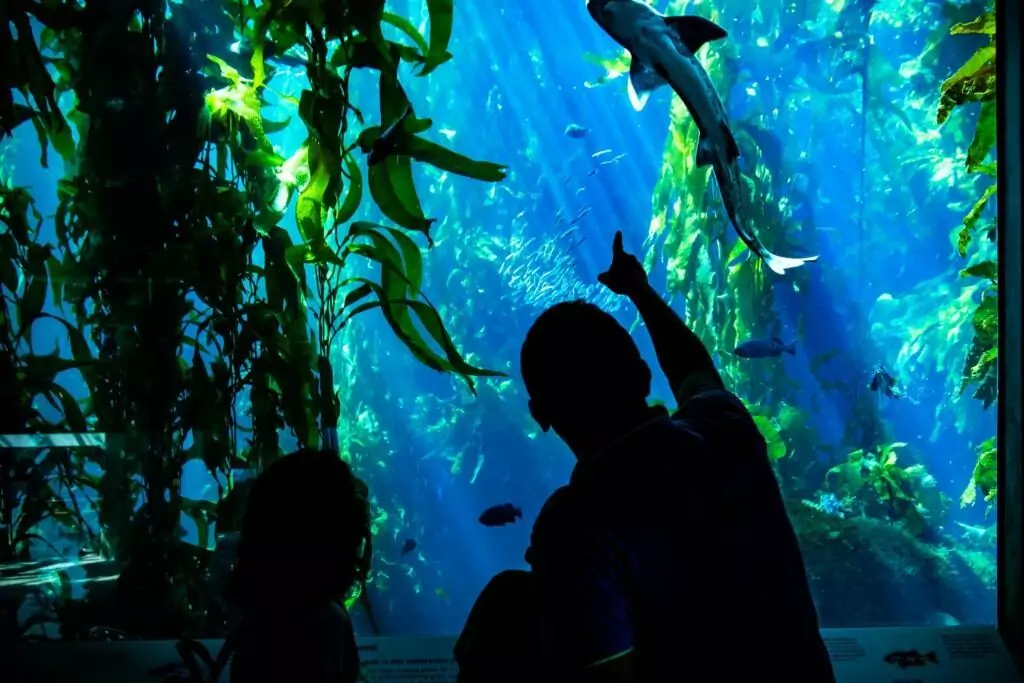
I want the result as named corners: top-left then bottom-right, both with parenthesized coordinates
top-left (2, 0), bottom-right (998, 638)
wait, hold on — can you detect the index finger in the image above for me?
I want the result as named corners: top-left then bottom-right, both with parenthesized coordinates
top-left (613, 231), bottom-right (623, 254)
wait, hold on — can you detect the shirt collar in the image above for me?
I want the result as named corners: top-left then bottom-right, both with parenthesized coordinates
top-left (570, 404), bottom-right (671, 486)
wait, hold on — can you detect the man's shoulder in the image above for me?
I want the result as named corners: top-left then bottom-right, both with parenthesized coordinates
top-left (672, 388), bottom-right (749, 421)
top-left (533, 485), bottom-right (580, 534)
top-left (671, 389), bottom-right (763, 447)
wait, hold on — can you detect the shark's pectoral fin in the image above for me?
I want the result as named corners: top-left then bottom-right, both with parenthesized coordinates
top-left (627, 55), bottom-right (667, 112)
top-left (665, 15), bottom-right (728, 54)
top-left (696, 136), bottom-right (714, 167)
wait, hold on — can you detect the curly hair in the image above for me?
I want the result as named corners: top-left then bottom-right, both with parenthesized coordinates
top-left (224, 449), bottom-right (372, 611)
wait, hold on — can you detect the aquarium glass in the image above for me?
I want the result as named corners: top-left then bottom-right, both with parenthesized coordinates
top-left (0, 0), bottom-right (1001, 641)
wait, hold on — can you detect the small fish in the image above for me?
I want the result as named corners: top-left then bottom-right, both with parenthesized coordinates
top-left (400, 538), bottom-right (417, 556)
top-left (734, 337), bottom-right (796, 358)
top-left (598, 152), bottom-right (627, 166)
top-left (564, 123), bottom-right (589, 138)
top-left (883, 650), bottom-right (938, 669)
top-left (479, 503), bottom-right (522, 527)
top-left (571, 206), bottom-right (592, 225)
top-left (870, 364), bottom-right (904, 399)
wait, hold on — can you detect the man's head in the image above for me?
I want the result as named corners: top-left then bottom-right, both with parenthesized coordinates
top-left (520, 300), bottom-right (651, 447)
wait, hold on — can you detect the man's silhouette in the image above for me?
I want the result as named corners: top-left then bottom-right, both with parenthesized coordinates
top-left (522, 232), bottom-right (835, 683)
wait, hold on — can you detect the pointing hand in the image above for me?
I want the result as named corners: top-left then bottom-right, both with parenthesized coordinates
top-left (597, 231), bottom-right (648, 296)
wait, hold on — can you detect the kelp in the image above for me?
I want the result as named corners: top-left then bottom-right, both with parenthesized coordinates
top-left (935, 6), bottom-right (998, 507)
top-left (585, 0), bottom-right (965, 518)
top-left (960, 436), bottom-right (996, 508)
top-left (640, 0), bottom-right (814, 467)
top-left (826, 442), bottom-right (937, 538)
top-left (0, 179), bottom-right (99, 572)
top-left (0, 0), bottom-right (505, 639)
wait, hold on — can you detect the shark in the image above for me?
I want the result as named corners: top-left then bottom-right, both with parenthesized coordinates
top-left (586, 0), bottom-right (819, 275)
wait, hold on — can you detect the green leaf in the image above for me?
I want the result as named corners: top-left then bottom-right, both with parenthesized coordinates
top-left (421, 0), bottom-right (455, 76)
top-left (753, 416), bottom-right (787, 460)
top-left (336, 153), bottom-right (363, 225)
top-left (286, 241), bottom-right (346, 267)
top-left (0, 104), bottom-right (38, 137)
top-left (381, 12), bottom-right (430, 56)
top-left (966, 100), bottom-right (997, 172)
top-left (956, 183), bottom-right (997, 257)
top-left (400, 135), bottom-right (508, 181)
top-left (17, 273), bottom-right (47, 335)
top-left (357, 125), bottom-right (383, 152)
top-left (206, 55), bottom-right (243, 85)
top-left (343, 283), bottom-right (374, 309)
top-left (348, 221), bottom-right (423, 293)
top-left (40, 314), bottom-right (94, 363)
top-left (339, 221), bottom-right (503, 390)
top-left (961, 436), bottom-right (998, 507)
top-left (972, 293), bottom-right (998, 346)
top-left (45, 254), bottom-right (65, 310)
top-left (50, 384), bottom-right (87, 432)
top-left (368, 157), bottom-right (435, 236)
top-left (243, 149), bottom-right (286, 168)
top-left (937, 44), bottom-right (996, 125)
top-left (295, 141), bottom-right (337, 244)
top-left (181, 498), bottom-right (218, 550)
top-left (262, 117), bottom-right (292, 134)
top-left (342, 278), bottom-right (504, 393)
top-left (960, 259), bottom-right (997, 283)
top-left (951, 12), bottom-right (996, 37)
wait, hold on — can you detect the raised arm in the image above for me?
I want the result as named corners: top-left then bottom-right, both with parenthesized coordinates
top-left (597, 232), bottom-right (723, 406)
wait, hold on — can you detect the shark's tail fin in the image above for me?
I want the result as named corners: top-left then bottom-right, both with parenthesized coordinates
top-left (759, 249), bottom-right (819, 275)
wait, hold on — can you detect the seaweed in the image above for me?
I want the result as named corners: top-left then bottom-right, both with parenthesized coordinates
top-left (580, 0), bottom-right (995, 618)
top-left (1, 0), bottom-right (504, 639)
top-left (935, 6), bottom-right (999, 507)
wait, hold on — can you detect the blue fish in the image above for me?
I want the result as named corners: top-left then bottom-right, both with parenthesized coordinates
top-left (564, 123), bottom-right (589, 139)
top-left (734, 337), bottom-right (795, 358)
top-left (479, 503), bottom-right (522, 527)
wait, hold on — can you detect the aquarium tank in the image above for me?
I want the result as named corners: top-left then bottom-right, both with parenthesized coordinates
top-left (0, 0), bottom-right (1002, 643)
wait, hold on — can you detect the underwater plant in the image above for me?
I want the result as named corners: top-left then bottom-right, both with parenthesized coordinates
top-left (931, 7), bottom-right (998, 508)
top-left (1, 0), bottom-right (505, 639)
top-left (580, 0), bottom-right (997, 624)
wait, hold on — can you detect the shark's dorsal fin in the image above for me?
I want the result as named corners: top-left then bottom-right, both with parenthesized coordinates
top-left (627, 55), bottom-right (666, 112)
top-left (771, 337), bottom-right (784, 345)
top-left (664, 15), bottom-right (728, 54)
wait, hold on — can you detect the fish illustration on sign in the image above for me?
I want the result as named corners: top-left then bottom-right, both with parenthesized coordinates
top-left (883, 650), bottom-right (939, 669)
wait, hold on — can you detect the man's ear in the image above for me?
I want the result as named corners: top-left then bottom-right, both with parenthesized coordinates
top-left (528, 399), bottom-right (551, 432)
